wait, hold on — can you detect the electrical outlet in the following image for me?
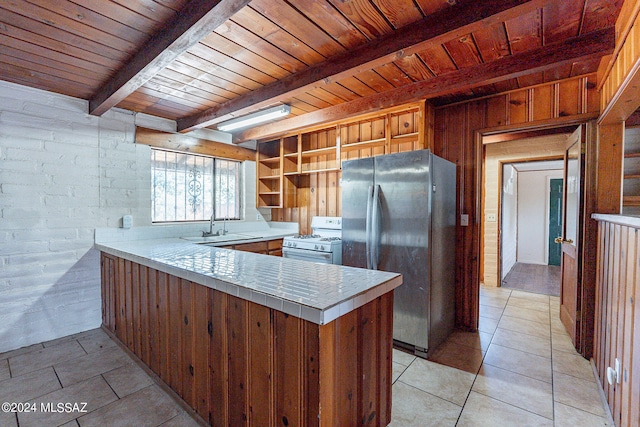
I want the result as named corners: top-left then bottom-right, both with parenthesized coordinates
top-left (487, 214), bottom-right (497, 222)
top-left (122, 215), bottom-right (132, 229)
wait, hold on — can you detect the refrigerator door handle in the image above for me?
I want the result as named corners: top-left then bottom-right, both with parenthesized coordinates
top-left (371, 184), bottom-right (381, 270)
top-left (365, 185), bottom-right (374, 269)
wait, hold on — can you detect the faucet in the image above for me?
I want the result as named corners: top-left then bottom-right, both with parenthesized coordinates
top-left (202, 214), bottom-right (219, 237)
top-left (222, 216), bottom-right (228, 235)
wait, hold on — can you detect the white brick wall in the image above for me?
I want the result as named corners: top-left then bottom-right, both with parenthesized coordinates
top-left (0, 81), bottom-right (264, 353)
top-left (0, 81), bottom-right (152, 352)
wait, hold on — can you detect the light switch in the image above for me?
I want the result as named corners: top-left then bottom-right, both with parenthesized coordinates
top-left (460, 214), bottom-right (469, 227)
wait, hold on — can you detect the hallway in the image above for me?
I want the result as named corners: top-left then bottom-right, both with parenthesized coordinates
top-left (502, 262), bottom-right (561, 296)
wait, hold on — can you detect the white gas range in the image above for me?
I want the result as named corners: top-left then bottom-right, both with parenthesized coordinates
top-left (282, 216), bottom-right (342, 265)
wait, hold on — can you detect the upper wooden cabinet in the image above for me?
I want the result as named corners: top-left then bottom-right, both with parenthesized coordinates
top-left (256, 103), bottom-right (426, 208)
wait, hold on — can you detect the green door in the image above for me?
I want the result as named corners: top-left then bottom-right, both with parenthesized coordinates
top-left (548, 178), bottom-right (563, 266)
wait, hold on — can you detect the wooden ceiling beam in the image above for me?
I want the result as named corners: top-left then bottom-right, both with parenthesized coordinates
top-left (89, 0), bottom-right (251, 116)
top-left (234, 28), bottom-right (615, 143)
top-left (176, 0), bottom-right (547, 132)
top-left (135, 127), bottom-right (255, 161)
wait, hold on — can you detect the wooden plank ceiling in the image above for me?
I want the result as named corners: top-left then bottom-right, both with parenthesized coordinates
top-left (0, 0), bottom-right (622, 142)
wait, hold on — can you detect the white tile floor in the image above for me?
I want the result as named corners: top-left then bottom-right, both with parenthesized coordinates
top-left (390, 285), bottom-right (613, 426)
top-left (0, 285), bottom-right (612, 426)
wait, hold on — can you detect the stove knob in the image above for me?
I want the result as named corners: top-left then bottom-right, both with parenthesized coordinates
top-left (320, 245), bottom-right (325, 251)
top-left (314, 244), bottom-right (318, 250)
top-left (293, 243), bottom-right (297, 248)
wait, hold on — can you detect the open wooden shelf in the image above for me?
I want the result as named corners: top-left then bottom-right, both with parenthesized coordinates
top-left (255, 103), bottom-right (425, 209)
top-left (341, 138), bottom-right (386, 152)
top-left (299, 167), bottom-right (340, 174)
top-left (391, 132), bottom-right (419, 141)
top-left (258, 156), bottom-right (280, 164)
top-left (300, 146), bottom-right (337, 158)
top-left (256, 139), bottom-right (283, 208)
top-left (624, 127), bottom-right (640, 208)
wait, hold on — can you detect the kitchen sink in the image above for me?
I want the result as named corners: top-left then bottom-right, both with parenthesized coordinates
top-left (181, 233), bottom-right (261, 244)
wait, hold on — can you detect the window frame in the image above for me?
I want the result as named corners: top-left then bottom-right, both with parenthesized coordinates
top-left (150, 148), bottom-right (243, 223)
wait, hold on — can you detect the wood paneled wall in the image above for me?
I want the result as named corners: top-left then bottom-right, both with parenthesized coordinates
top-left (100, 252), bottom-right (393, 427)
top-left (594, 219), bottom-right (640, 427)
top-left (598, 0), bottom-right (640, 124)
top-left (433, 74), bottom-right (599, 330)
top-left (272, 74), bottom-right (598, 331)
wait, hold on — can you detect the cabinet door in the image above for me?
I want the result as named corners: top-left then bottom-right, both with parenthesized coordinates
top-left (234, 241), bottom-right (268, 254)
top-left (267, 239), bottom-right (283, 256)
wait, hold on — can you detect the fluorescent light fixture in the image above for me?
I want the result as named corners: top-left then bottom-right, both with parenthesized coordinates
top-left (217, 105), bottom-right (291, 132)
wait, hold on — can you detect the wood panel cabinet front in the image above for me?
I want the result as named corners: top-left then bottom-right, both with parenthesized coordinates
top-left (100, 252), bottom-right (393, 427)
top-left (233, 241), bottom-right (268, 254)
top-left (220, 238), bottom-right (282, 256)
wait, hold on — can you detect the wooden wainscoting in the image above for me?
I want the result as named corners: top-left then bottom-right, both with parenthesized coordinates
top-left (100, 252), bottom-right (394, 427)
top-left (594, 219), bottom-right (640, 427)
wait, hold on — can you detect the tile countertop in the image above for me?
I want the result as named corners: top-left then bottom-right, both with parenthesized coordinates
top-left (95, 238), bottom-right (402, 325)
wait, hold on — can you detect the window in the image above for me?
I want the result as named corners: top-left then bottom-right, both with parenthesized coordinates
top-left (151, 149), bottom-right (241, 222)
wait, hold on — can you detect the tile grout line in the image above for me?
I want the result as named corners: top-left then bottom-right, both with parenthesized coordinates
top-left (100, 371), bottom-right (121, 401)
top-left (392, 356), bottom-right (416, 386)
top-left (548, 294), bottom-right (556, 425)
top-left (7, 357), bottom-right (13, 380)
top-left (454, 288), bottom-right (511, 426)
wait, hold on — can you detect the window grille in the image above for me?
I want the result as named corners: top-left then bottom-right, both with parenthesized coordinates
top-left (151, 149), bottom-right (241, 222)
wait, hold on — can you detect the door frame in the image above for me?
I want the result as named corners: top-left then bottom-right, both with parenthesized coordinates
top-left (495, 157), bottom-right (564, 284)
top-left (474, 118), bottom-right (599, 357)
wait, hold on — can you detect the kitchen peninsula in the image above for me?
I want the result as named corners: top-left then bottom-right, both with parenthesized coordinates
top-left (96, 237), bottom-right (401, 427)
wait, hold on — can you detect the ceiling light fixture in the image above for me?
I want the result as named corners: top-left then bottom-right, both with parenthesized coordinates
top-left (217, 105), bottom-right (291, 132)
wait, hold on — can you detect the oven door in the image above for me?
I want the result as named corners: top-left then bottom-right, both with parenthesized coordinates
top-left (282, 247), bottom-right (333, 264)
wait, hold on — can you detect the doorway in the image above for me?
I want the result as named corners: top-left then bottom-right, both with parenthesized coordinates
top-left (499, 160), bottom-right (563, 296)
top-left (477, 122), bottom-right (597, 357)
top-left (481, 133), bottom-right (568, 290)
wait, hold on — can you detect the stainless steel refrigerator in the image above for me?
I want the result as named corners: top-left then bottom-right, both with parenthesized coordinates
top-left (341, 149), bottom-right (456, 357)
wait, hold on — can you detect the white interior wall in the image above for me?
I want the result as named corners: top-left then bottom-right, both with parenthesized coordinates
top-left (501, 164), bottom-right (518, 280)
top-left (0, 81), bottom-right (259, 353)
top-left (516, 169), bottom-right (563, 264)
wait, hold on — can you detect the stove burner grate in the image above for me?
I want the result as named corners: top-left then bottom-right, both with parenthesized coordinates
top-left (293, 234), bottom-right (322, 239)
